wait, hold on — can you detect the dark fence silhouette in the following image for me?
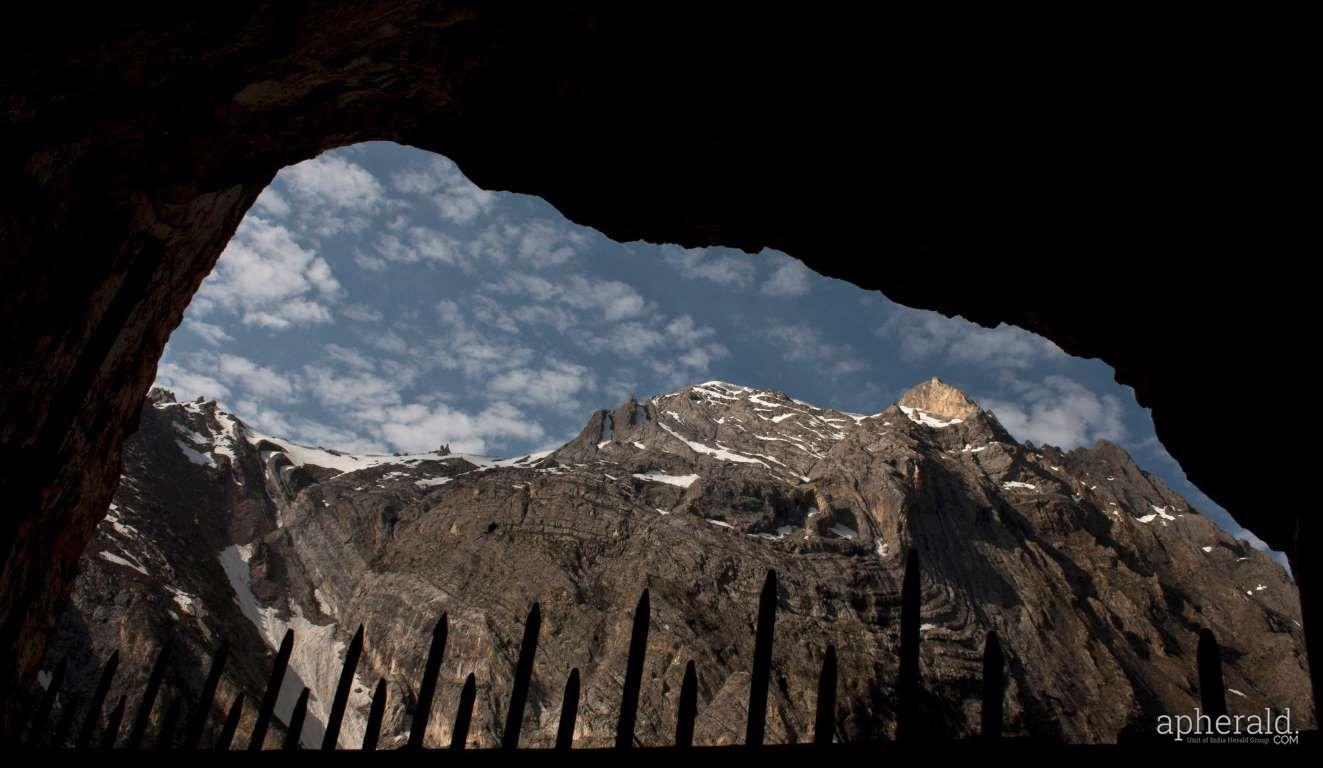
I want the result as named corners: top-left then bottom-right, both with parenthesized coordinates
top-left (14, 548), bottom-right (1235, 751)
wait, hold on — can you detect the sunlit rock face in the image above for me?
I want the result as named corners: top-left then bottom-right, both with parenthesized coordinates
top-left (897, 377), bottom-right (983, 423)
top-left (39, 382), bottom-right (1311, 746)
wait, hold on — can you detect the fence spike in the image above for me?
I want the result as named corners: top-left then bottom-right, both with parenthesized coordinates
top-left (982, 631), bottom-right (1004, 740)
top-left (362, 679), bottom-right (387, 751)
top-left (183, 641), bottom-right (229, 750)
top-left (26, 656), bottom-right (67, 744)
top-left (126, 639), bottom-right (172, 750)
top-left (450, 672), bottom-right (477, 750)
top-left (616, 588), bottom-right (651, 749)
top-left (154, 697), bottom-right (184, 750)
top-left (284, 687), bottom-right (310, 750)
top-left (248, 628), bottom-right (294, 750)
top-left (814, 645), bottom-right (838, 746)
top-left (556, 668), bottom-right (580, 750)
top-left (1197, 627), bottom-right (1228, 718)
top-left (215, 693), bottom-right (244, 751)
top-left (51, 691), bottom-right (83, 748)
top-left (745, 569), bottom-right (777, 747)
top-left (100, 695), bottom-right (127, 750)
top-left (501, 602), bottom-right (541, 750)
top-left (897, 548), bottom-right (921, 742)
top-left (407, 611), bottom-right (448, 750)
top-left (321, 623), bottom-right (365, 749)
top-left (77, 650), bottom-right (120, 749)
top-left (675, 660), bottom-right (698, 748)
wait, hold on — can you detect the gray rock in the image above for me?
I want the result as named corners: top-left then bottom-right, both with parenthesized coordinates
top-left (39, 381), bottom-right (1313, 747)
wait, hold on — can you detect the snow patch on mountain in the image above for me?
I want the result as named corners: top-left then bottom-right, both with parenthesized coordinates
top-left (219, 543), bottom-right (371, 747)
top-left (99, 550), bottom-right (149, 576)
top-left (246, 430), bottom-right (502, 477)
top-left (175, 439), bottom-right (217, 467)
top-left (829, 524), bottom-right (858, 540)
top-left (899, 404), bottom-right (963, 429)
top-left (633, 471), bottom-right (700, 488)
top-left (659, 422), bottom-right (768, 466)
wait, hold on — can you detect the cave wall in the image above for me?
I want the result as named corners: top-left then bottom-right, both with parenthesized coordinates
top-left (2, 3), bottom-right (1311, 726)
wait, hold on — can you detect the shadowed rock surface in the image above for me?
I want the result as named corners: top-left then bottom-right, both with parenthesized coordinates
top-left (36, 380), bottom-right (1312, 746)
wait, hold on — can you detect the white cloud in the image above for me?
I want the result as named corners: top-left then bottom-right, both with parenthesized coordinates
top-left (879, 307), bottom-right (1063, 369)
top-left (981, 376), bottom-right (1126, 449)
top-left (410, 227), bottom-right (466, 265)
top-left (353, 252), bottom-right (388, 271)
top-left (155, 331), bottom-right (551, 459)
top-left (302, 364), bottom-right (402, 414)
top-left (305, 256), bottom-right (340, 295)
top-left (341, 304), bottom-right (384, 323)
top-left (371, 227), bottom-right (467, 270)
top-left (379, 400), bottom-right (545, 455)
top-left (159, 338), bottom-right (545, 457)
top-left (441, 333), bottom-right (534, 380)
top-left (470, 295), bottom-right (521, 335)
top-left (289, 419), bottom-right (386, 455)
top-left (217, 354), bottom-right (298, 402)
top-left (489, 273), bottom-right (560, 302)
top-left (192, 216), bottom-right (340, 330)
top-left (763, 322), bottom-right (867, 376)
top-left (283, 155), bottom-right (384, 211)
top-left (487, 360), bottom-right (595, 412)
top-left (576, 313), bottom-right (717, 361)
top-left (277, 154), bottom-right (385, 235)
top-left (598, 322), bottom-right (666, 355)
top-left (245, 298), bottom-right (334, 330)
top-left (367, 328), bottom-right (410, 356)
top-left (253, 187), bottom-right (291, 218)
top-left (426, 303), bottom-right (536, 379)
top-left (153, 361), bottom-right (231, 402)
top-left (760, 256), bottom-right (811, 297)
top-left (644, 341), bottom-right (729, 388)
top-left (468, 219), bottom-right (588, 269)
top-left (392, 156), bottom-right (495, 224)
top-left (560, 276), bottom-right (645, 321)
top-left (644, 320), bottom-right (729, 386)
top-left (233, 398), bottom-right (295, 436)
top-left (487, 273), bottom-right (647, 322)
top-left (665, 315), bottom-right (715, 346)
top-left (231, 398), bottom-right (387, 454)
top-left (675, 344), bottom-right (727, 371)
top-left (184, 319), bottom-right (232, 346)
top-left (435, 300), bottom-right (463, 327)
top-left (662, 247), bottom-right (756, 288)
top-left (324, 343), bottom-right (376, 370)
top-left (510, 304), bottom-right (579, 333)
top-left (366, 219), bottom-right (585, 275)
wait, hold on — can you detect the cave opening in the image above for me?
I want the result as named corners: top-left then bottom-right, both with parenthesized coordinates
top-left (24, 142), bottom-right (1310, 748)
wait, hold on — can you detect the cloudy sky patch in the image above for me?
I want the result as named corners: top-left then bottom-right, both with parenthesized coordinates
top-left (155, 142), bottom-right (1256, 553)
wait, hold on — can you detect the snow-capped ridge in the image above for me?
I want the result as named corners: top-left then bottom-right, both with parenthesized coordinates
top-left (246, 431), bottom-right (499, 477)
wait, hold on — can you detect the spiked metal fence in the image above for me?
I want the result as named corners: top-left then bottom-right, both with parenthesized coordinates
top-left (13, 548), bottom-right (1233, 750)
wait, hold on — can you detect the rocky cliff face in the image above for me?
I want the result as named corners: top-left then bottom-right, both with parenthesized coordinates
top-left (35, 379), bottom-right (1313, 747)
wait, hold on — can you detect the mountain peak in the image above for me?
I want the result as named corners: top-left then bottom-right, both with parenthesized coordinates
top-left (898, 377), bottom-right (980, 421)
top-left (147, 386), bottom-right (177, 405)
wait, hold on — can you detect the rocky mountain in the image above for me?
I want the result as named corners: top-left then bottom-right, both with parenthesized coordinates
top-left (31, 379), bottom-right (1313, 747)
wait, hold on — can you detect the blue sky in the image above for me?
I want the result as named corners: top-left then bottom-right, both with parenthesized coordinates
top-left (155, 141), bottom-right (1272, 557)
